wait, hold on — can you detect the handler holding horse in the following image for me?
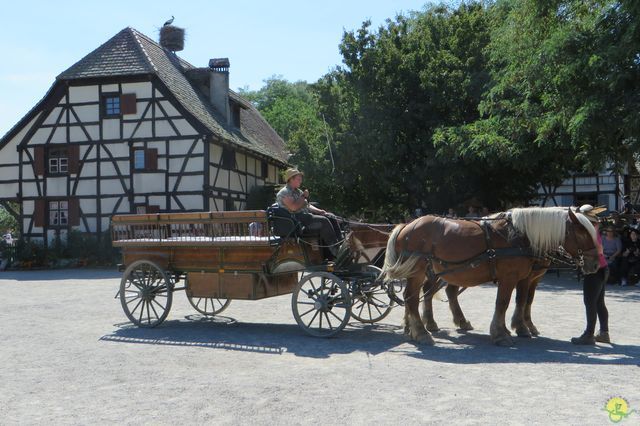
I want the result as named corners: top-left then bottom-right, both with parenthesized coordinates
top-left (380, 207), bottom-right (600, 346)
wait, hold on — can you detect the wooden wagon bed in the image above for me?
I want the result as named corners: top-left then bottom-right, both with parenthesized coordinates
top-left (111, 210), bottom-right (394, 336)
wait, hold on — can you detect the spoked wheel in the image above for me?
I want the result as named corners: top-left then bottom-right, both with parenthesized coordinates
top-left (292, 272), bottom-right (351, 337)
top-left (187, 295), bottom-right (231, 316)
top-left (350, 265), bottom-right (394, 323)
top-left (120, 260), bottom-right (173, 327)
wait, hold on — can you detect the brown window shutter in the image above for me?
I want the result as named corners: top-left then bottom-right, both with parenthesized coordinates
top-left (147, 205), bottom-right (160, 214)
top-left (34, 145), bottom-right (45, 176)
top-left (34, 199), bottom-right (46, 227)
top-left (68, 145), bottom-right (80, 174)
top-left (146, 148), bottom-right (158, 170)
top-left (68, 198), bottom-right (80, 226)
top-left (120, 93), bottom-right (137, 115)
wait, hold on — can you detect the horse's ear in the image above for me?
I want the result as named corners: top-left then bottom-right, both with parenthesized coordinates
top-left (568, 207), bottom-right (580, 224)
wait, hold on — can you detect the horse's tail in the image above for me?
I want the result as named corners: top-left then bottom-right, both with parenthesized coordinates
top-left (380, 224), bottom-right (422, 281)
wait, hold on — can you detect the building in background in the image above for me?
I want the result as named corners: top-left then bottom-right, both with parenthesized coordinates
top-left (0, 27), bottom-right (288, 244)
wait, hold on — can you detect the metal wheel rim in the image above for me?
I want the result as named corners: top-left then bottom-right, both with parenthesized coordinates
top-left (350, 265), bottom-right (394, 323)
top-left (187, 294), bottom-right (231, 316)
top-left (120, 260), bottom-right (173, 327)
top-left (292, 272), bottom-right (351, 337)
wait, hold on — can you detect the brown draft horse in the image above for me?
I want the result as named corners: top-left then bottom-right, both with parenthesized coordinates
top-left (421, 258), bottom-right (551, 338)
top-left (345, 222), bottom-right (395, 267)
top-left (380, 207), bottom-right (600, 346)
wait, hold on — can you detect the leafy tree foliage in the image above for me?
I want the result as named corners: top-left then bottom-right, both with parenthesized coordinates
top-left (246, 1), bottom-right (639, 219)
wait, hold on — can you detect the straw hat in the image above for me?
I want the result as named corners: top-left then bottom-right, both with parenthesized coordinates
top-left (283, 168), bottom-right (303, 182)
top-left (578, 204), bottom-right (607, 223)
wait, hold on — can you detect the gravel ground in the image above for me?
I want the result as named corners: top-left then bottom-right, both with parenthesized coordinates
top-left (0, 268), bottom-right (638, 425)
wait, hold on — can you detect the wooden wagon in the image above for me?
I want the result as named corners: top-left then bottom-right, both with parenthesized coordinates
top-left (111, 209), bottom-right (395, 337)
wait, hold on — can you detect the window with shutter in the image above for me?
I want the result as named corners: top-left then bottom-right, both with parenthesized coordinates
top-left (120, 93), bottom-right (137, 115)
top-left (132, 148), bottom-right (158, 171)
top-left (102, 93), bottom-right (120, 117)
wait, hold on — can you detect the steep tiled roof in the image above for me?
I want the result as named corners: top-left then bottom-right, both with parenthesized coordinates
top-left (56, 27), bottom-right (288, 164)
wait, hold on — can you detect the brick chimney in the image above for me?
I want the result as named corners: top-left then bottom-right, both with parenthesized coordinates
top-left (209, 58), bottom-right (230, 125)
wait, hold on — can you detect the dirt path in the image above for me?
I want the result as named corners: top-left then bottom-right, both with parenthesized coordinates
top-left (0, 269), bottom-right (638, 425)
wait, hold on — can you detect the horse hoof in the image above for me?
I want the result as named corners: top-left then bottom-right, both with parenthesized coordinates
top-left (529, 327), bottom-right (540, 337)
top-left (426, 323), bottom-right (440, 332)
top-left (516, 328), bottom-right (532, 338)
top-left (457, 320), bottom-right (474, 331)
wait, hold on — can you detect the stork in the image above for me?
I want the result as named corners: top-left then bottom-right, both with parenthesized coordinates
top-left (163, 16), bottom-right (174, 26)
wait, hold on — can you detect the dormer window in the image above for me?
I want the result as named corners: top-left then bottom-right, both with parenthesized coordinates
top-left (232, 104), bottom-right (241, 128)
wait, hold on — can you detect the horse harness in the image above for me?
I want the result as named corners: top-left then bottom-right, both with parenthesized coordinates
top-left (401, 215), bottom-right (543, 299)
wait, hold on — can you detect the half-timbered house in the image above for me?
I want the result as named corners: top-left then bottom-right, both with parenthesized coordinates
top-left (0, 27), bottom-right (289, 244)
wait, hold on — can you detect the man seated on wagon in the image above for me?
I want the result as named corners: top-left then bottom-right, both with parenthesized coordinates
top-left (276, 168), bottom-right (342, 259)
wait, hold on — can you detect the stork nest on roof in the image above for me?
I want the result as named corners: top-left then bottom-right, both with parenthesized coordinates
top-left (159, 25), bottom-right (185, 52)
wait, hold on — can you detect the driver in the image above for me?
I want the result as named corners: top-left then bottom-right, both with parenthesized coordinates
top-left (276, 168), bottom-right (341, 259)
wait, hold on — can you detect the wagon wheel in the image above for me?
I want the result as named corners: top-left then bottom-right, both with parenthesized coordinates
top-left (187, 295), bottom-right (231, 316)
top-left (292, 272), bottom-right (351, 337)
top-left (120, 260), bottom-right (173, 327)
top-left (350, 265), bottom-right (394, 323)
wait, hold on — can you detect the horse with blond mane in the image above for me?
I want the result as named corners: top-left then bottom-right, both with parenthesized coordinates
top-left (380, 207), bottom-right (600, 346)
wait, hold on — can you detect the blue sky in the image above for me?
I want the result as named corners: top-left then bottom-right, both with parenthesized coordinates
top-left (0, 0), bottom-right (446, 137)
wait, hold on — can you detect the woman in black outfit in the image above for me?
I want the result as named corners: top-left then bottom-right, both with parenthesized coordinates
top-left (571, 205), bottom-right (611, 345)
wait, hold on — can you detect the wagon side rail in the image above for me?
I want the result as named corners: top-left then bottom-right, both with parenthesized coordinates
top-left (111, 210), bottom-right (273, 247)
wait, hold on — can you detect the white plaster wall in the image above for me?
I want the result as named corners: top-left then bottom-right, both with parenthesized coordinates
top-left (173, 119), bottom-right (197, 136)
top-left (247, 157), bottom-right (256, 176)
top-left (158, 100), bottom-right (179, 116)
top-left (82, 162), bottom-right (97, 176)
top-left (210, 144), bottom-right (222, 165)
top-left (133, 173), bottom-right (164, 193)
top-left (73, 105), bottom-right (99, 123)
top-left (133, 121), bottom-right (152, 138)
top-left (171, 195), bottom-right (203, 210)
top-left (43, 107), bottom-right (63, 126)
top-left (123, 123), bottom-right (137, 139)
top-left (101, 217), bottom-right (112, 232)
top-left (77, 180), bottom-right (98, 195)
top-left (46, 177), bottom-right (68, 197)
top-left (86, 125), bottom-right (100, 141)
top-left (99, 161), bottom-right (118, 177)
top-left (229, 172), bottom-right (243, 192)
top-left (32, 128), bottom-right (52, 144)
top-left (103, 119), bottom-right (120, 140)
top-left (102, 84), bottom-right (119, 92)
top-left (148, 196), bottom-right (167, 209)
top-left (121, 82), bottom-right (153, 99)
top-left (215, 169), bottom-right (229, 188)
top-left (80, 199), bottom-right (97, 214)
top-left (236, 153), bottom-right (247, 172)
top-left (70, 127), bottom-right (87, 143)
top-left (101, 197), bottom-right (123, 216)
top-left (69, 86), bottom-right (99, 104)
top-left (169, 175), bottom-right (203, 192)
top-left (50, 127), bottom-right (67, 143)
top-left (155, 121), bottom-right (177, 138)
top-left (104, 143), bottom-right (130, 158)
top-left (83, 218), bottom-right (97, 233)
top-left (101, 178), bottom-right (129, 195)
top-left (169, 157), bottom-right (203, 173)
